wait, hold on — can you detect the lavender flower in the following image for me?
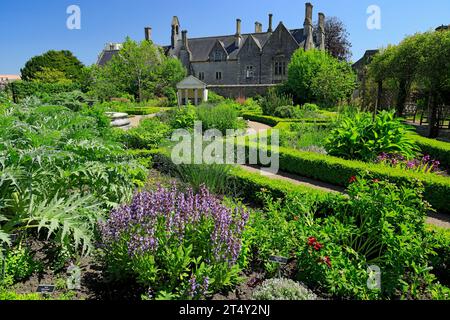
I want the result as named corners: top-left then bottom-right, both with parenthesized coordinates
top-left (100, 184), bottom-right (249, 264)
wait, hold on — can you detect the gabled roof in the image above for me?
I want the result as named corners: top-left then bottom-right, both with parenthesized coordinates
top-left (97, 49), bottom-right (120, 66)
top-left (176, 75), bottom-right (207, 89)
top-left (169, 25), bottom-right (305, 62)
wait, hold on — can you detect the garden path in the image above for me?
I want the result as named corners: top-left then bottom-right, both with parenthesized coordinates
top-left (128, 114), bottom-right (157, 128)
top-left (243, 120), bottom-right (450, 229)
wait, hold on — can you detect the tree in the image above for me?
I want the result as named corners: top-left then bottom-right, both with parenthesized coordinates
top-left (286, 49), bottom-right (356, 107)
top-left (315, 16), bottom-right (352, 61)
top-left (416, 30), bottom-right (450, 138)
top-left (91, 38), bottom-right (186, 102)
top-left (32, 67), bottom-right (73, 84)
top-left (21, 50), bottom-right (84, 83)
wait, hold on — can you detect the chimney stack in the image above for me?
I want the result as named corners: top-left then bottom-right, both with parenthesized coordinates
top-left (303, 3), bottom-right (314, 50)
top-left (318, 13), bottom-right (326, 51)
top-left (255, 22), bottom-right (262, 33)
top-left (144, 27), bottom-right (152, 41)
top-left (235, 19), bottom-right (242, 47)
top-left (181, 30), bottom-right (189, 50)
top-left (268, 14), bottom-right (273, 32)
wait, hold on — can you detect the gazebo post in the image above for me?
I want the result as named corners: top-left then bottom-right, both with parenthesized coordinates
top-left (194, 89), bottom-right (198, 106)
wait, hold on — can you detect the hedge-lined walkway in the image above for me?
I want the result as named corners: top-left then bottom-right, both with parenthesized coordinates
top-left (244, 120), bottom-right (450, 229)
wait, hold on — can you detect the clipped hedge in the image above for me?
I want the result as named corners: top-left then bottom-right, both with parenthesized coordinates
top-left (8, 81), bottom-right (80, 101)
top-left (410, 134), bottom-right (450, 170)
top-left (244, 143), bottom-right (450, 213)
top-left (242, 112), bottom-right (332, 126)
top-left (149, 148), bottom-right (337, 206)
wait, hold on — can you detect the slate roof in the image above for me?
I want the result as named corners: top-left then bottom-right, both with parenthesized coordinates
top-left (97, 49), bottom-right (120, 67)
top-left (168, 28), bottom-right (306, 62)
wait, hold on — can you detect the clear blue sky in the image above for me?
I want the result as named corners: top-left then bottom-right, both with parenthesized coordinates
top-left (1, 0), bottom-right (449, 74)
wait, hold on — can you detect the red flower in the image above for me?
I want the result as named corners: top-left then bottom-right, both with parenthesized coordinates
top-left (314, 242), bottom-right (323, 251)
top-left (308, 237), bottom-right (317, 246)
top-left (349, 176), bottom-right (357, 184)
top-left (323, 256), bottom-right (332, 268)
top-left (373, 179), bottom-right (380, 184)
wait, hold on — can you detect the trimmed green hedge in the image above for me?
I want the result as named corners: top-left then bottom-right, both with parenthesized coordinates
top-left (8, 81), bottom-right (80, 101)
top-left (242, 112), bottom-right (332, 126)
top-left (244, 143), bottom-right (450, 214)
top-left (149, 148), bottom-right (337, 206)
top-left (410, 134), bottom-right (450, 170)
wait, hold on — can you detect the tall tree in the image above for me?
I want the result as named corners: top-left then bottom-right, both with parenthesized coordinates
top-left (21, 50), bottom-right (84, 83)
top-left (91, 38), bottom-right (186, 102)
top-left (416, 30), bottom-right (450, 138)
top-left (287, 48), bottom-right (356, 107)
top-left (316, 16), bottom-right (352, 61)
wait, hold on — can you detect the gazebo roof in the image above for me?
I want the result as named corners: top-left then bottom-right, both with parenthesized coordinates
top-left (176, 75), bottom-right (207, 89)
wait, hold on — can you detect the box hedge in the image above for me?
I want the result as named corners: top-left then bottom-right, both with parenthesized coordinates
top-left (243, 143), bottom-right (450, 213)
top-left (410, 134), bottom-right (450, 170)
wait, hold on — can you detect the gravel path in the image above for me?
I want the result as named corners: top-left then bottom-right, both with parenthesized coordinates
top-left (128, 114), bottom-right (157, 128)
top-left (246, 120), bottom-right (272, 134)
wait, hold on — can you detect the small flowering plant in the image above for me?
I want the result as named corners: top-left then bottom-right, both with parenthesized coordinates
top-left (99, 184), bottom-right (249, 300)
top-left (376, 152), bottom-right (442, 174)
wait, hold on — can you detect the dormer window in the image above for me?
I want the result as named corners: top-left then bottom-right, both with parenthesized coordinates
top-left (246, 66), bottom-right (254, 79)
top-left (214, 50), bottom-right (224, 62)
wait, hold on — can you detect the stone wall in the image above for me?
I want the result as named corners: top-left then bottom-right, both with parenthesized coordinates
top-left (207, 84), bottom-right (277, 99)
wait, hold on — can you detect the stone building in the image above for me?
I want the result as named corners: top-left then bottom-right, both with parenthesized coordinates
top-left (0, 75), bottom-right (21, 90)
top-left (97, 2), bottom-right (326, 97)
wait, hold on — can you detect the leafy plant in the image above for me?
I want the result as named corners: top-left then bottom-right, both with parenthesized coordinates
top-left (196, 101), bottom-right (246, 135)
top-left (261, 88), bottom-right (293, 116)
top-left (100, 185), bottom-right (249, 300)
top-left (118, 118), bottom-right (171, 150)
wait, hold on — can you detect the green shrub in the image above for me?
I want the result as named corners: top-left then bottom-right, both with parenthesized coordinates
top-left (168, 105), bottom-right (198, 130)
top-left (119, 118), bottom-right (171, 150)
top-left (253, 278), bottom-right (317, 300)
top-left (243, 142), bottom-right (450, 213)
top-left (100, 185), bottom-right (249, 300)
top-left (176, 164), bottom-right (235, 195)
top-left (7, 81), bottom-right (80, 101)
top-left (261, 88), bottom-right (293, 116)
top-left (280, 122), bottom-right (330, 150)
top-left (0, 290), bottom-right (42, 300)
top-left (208, 91), bottom-right (225, 103)
top-left (411, 133), bottom-right (450, 171)
top-left (426, 226), bottom-right (450, 287)
top-left (273, 106), bottom-right (301, 119)
top-left (302, 103), bottom-right (319, 111)
top-left (196, 102), bottom-right (245, 135)
top-left (2, 247), bottom-right (42, 285)
top-left (325, 111), bottom-right (419, 161)
top-left (252, 177), bottom-right (441, 299)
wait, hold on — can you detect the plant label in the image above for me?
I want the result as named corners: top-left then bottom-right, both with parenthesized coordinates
top-left (269, 255), bottom-right (288, 264)
top-left (36, 285), bottom-right (56, 294)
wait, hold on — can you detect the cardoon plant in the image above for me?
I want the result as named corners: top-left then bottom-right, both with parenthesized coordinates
top-left (99, 184), bottom-right (249, 300)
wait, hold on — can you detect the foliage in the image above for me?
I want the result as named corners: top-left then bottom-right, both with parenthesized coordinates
top-left (253, 278), bottom-right (317, 300)
top-left (315, 16), bottom-right (352, 61)
top-left (118, 118), bottom-right (171, 150)
top-left (243, 141), bottom-right (450, 213)
top-left (166, 105), bottom-right (198, 130)
top-left (32, 67), bottom-right (73, 85)
top-left (0, 100), bottom-right (147, 257)
top-left (1, 247), bottom-right (42, 285)
top-left (286, 49), bottom-right (356, 107)
top-left (7, 81), bottom-right (80, 102)
top-left (376, 153), bottom-right (442, 174)
top-left (90, 38), bottom-right (186, 102)
top-left (280, 122), bottom-right (330, 151)
top-left (41, 90), bottom-right (89, 112)
top-left (196, 102), bottom-right (246, 135)
top-left (208, 91), bottom-right (225, 103)
top-left (21, 50), bottom-right (84, 83)
top-left (325, 110), bottom-right (418, 161)
top-left (100, 185), bottom-right (249, 300)
top-left (411, 133), bottom-right (450, 171)
top-left (261, 88), bottom-right (292, 116)
top-left (251, 177), bottom-right (441, 299)
top-left (176, 164), bottom-right (234, 195)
